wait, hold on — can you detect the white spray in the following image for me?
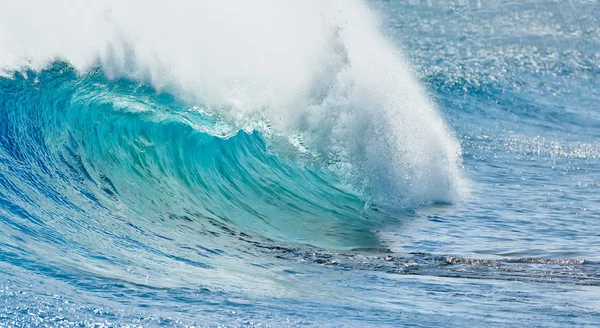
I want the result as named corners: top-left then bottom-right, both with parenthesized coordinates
top-left (0, 0), bottom-right (464, 208)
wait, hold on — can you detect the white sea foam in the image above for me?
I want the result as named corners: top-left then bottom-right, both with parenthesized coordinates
top-left (0, 0), bottom-right (464, 207)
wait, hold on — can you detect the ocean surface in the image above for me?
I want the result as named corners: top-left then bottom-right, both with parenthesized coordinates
top-left (1, 0), bottom-right (599, 326)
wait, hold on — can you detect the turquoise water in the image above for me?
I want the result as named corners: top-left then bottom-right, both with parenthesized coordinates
top-left (1, 0), bottom-right (599, 326)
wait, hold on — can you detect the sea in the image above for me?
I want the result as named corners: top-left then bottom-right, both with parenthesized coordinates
top-left (0, 0), bottom-right (599, 327)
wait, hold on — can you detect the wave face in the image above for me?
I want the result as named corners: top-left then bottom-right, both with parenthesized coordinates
top-left (1, 63), bottom-right (405, 251)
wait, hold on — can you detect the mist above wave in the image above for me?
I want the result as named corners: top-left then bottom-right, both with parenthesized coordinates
top-left (0, 0), bottom-right (464, 208)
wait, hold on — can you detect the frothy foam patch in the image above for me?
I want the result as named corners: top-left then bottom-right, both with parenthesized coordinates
top-left (0, 0), bottom-right (464, 208)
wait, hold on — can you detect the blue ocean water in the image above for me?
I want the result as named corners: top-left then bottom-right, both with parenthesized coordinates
top-left (1, 0), bottom-right (599, 327)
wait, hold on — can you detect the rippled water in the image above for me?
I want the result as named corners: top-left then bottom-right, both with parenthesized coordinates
top-left (1, 0), bottom-right (599, 327)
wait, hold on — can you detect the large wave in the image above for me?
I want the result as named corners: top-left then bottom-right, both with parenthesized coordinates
top-left (0, 0), bottom-right (464, 252)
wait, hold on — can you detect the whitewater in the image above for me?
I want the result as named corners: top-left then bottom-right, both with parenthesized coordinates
top-left (1, 0), bottom-right (599, 327)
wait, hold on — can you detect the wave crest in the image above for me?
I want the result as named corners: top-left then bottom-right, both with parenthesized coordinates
top-left (0, 0), bottom-right (463, 208)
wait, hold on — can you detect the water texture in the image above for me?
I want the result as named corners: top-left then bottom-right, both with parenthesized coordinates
top-left (0, 0), bottom-right (599, 327)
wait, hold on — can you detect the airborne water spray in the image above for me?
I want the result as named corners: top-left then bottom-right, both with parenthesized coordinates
top-left (0, 0), bottom-right (463, 208)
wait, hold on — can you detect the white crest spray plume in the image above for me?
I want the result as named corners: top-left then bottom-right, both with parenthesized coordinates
top-left (0, 0), bottom-right (464, 208)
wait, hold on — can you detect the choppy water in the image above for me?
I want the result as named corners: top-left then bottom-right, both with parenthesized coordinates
top-left (1, 0), bottom-right (599, 327)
